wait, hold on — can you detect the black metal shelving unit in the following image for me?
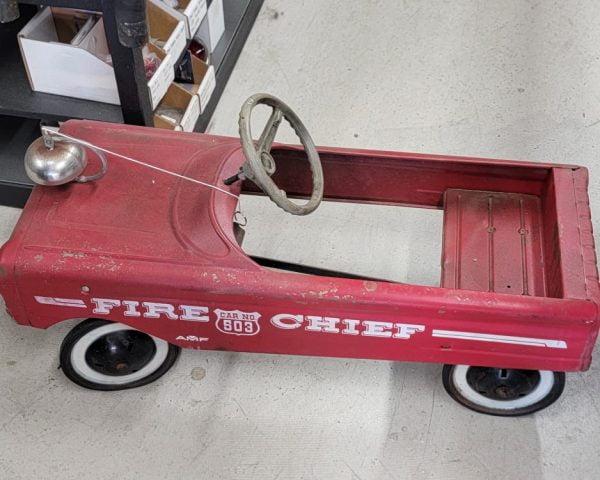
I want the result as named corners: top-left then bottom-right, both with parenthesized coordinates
top-left (0, 0), bottom-right (263, 207)
top-left (0, 116), bottom-right (39, 208)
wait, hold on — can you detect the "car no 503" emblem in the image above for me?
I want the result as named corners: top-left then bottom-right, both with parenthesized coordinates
top-left (214, 309), bottom-right (261, 336)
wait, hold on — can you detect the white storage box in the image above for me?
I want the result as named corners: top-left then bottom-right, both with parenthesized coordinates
top-left (18, 7), bottom-right (119, 104)
top-left (18, 7), bottom-right (173, 108)
top-left (150, 0), bottom-right (207, 39)
top-left (154, 83), bottom-right (200, 132)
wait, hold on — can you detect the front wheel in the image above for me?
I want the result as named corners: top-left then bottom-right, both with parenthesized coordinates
top-left (442, 364), bottom-right (565, 416)
top-left (60, 319), bottom-right (180, 390)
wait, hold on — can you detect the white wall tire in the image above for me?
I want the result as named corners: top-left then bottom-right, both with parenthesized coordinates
top-left (60, 319), bottom-right (180, 390)
top-left (442, 364), bottom-right (565, 416)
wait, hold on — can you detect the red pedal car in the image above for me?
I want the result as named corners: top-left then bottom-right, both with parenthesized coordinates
top-left (1, 94), bottom-right (598, 416)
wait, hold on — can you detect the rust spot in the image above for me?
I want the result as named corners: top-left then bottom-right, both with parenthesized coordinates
top-left (363, 281), bottom-right (378, 292)
top-left (62, 251), bottom-right (84, 259)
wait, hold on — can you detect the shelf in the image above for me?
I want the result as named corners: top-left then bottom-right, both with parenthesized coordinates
top-left (0, 5), bottom-right (124, 124)
top-left (0, 1), bottom-right (262, 128)
top-left (0, 0), bottom-right (264, 208)
top-left (0, 116), bottom-right (40, 208)
top-left (18, 0), bottom-right (102, 9)
top-left (195, 0), bottom-right (263, 131)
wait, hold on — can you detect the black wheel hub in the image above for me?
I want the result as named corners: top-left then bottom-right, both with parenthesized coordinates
top-left (85, 330), bottom-right (156, 376)
top-left (466, 367), bottom-right (541, 401)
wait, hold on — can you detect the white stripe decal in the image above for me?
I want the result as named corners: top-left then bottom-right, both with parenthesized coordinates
top-left (432, 329), bottom-right (567, 349)
top-left (34, 296), bottom-right (87, 308)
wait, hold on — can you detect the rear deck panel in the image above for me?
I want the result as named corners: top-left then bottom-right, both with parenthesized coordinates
top-left (442, 189), bottom-right (546, 297)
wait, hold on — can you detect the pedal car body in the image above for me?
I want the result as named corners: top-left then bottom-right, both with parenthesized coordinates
top-left (1, 114), bottom-right (598, 415)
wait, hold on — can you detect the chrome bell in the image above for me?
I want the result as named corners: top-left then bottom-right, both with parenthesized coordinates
top-left (25, 136), bottom-right (87, 186)
top-left (24, 133), bottom-right (108, 186)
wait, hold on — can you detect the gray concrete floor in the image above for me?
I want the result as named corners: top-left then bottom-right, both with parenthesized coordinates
top-left (2, 1), bottom-right (600, 478)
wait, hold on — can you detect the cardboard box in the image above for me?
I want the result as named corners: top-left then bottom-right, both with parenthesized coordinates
top-left (147, 2), bottom-right (187, 66)
top-left (193, 0), bottom-right (224, 53)
top-left (177, 55), bottom-right (215, 113)
top-left (150, 0), bottom-right (207, 39)
top-left (154, 83), bottom-right (200, 132)
top-left (51, 8), bottom-right (96, 44)
top-left (197, 63), bottom-right (215, 113)
top-left (145, 43), bottom-right (176, 109)
top-left (18, 7), bottom-right (173, 108)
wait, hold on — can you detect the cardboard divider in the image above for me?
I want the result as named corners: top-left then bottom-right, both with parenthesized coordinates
top-left (179, 0), bottom-right (208, 37)
top-left (145, 43), bottom-right (175, 109)
top-left (150, 0), bottom-right (207, 39)
top-left (50, 8), bottom-right (94, 43)
top-left (180, 55), bottom-right (215, 112)
top-left (147, 2), bottom-right (186, 65)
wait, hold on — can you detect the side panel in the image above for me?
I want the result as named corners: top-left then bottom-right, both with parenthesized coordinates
top-left (243, 147), bottom-right (556, 208)
top-left (0, 192), bottom-right (42, 326)
top-left (0, 246), bottom-right (28, 326)
top-left (11, 257), bottom-right (599, 372)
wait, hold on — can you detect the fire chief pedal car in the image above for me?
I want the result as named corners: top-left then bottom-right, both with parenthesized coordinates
top-left (1, 94), bottom-right (598, 416)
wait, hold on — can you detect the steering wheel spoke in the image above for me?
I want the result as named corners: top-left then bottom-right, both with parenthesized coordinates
top-left (257, 107), bottom-right (283, 154)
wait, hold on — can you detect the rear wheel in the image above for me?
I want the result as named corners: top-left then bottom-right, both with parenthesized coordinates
top-left (60, 319), bottom-right (180, 390)
top-left (442, 364), bottom-right (565, 416)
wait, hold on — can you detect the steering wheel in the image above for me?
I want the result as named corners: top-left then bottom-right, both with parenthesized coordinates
top-left (236, 93), bottom-right (324, 215)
